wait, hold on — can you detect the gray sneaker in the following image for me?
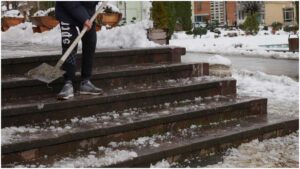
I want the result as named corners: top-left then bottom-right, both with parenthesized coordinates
top-left (57, 81), bottom-right (74, 100)
top-left (79, 80), bottom-right (103, 95)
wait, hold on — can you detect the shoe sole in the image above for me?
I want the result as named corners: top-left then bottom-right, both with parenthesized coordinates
top-left (79, 91), bottom-right (103, 95)
top-left (57, 94), bottom-right (74, 100)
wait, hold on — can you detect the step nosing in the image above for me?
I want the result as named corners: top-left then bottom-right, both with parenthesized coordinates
top-left (1, 98), bottom-right (265, 154)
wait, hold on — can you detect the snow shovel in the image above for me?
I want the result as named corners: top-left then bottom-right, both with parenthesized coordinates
top-left (27, 1), bottom-right (108, 84)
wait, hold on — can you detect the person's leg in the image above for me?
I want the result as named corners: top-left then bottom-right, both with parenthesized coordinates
top-left (79, 23), bottom-right (103, 95)
top-left (81, 23), bottom-right (96, 80)
top-left (60, 21), bottom-right (79, 82)
top-left (57, 21), bottom-right (79, 100)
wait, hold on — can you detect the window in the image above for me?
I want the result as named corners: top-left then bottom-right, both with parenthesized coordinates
top-left (194, 16), bottom-right (203, 22)
top-left (283, 8), bottom-right (294, 22)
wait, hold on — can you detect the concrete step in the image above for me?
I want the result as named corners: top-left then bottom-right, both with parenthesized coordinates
top-left (2, 95), bottom-right (267, 165)
top-left (1, 47), bottom-right (185, 78)
top-left (2, 114), bottom-right (297, 167)
top-left (2, 63), bottom-right (209, 103)
top-left (2, 77), bottom-right (236, 127)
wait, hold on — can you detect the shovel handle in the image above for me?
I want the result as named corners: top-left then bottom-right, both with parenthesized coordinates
top-left (56, 1), bottom-right (108, 68)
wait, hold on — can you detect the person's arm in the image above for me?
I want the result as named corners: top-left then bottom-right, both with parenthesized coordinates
top-left (60, 2), bottom-right (90, 25)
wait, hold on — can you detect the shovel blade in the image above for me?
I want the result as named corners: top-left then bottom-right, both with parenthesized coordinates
top-left (27, 63), bottom-right (65, 84)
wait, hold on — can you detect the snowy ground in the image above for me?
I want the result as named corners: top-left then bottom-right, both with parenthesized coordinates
top-left (170, 29), bottom-right (299, 60)
top-left (1, 19), bottom-right (299, 167)
top-left (1, 21), bottom-right (158, 50)
top-left (152, 55), bottom-right (300, 168)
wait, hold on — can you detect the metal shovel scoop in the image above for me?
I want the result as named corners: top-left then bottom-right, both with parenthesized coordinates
top-left (27, 1), bottom-right (108, 84)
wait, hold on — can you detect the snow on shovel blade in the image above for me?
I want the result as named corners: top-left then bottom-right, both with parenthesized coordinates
top-left (27, 63), bottom-right (65, 84)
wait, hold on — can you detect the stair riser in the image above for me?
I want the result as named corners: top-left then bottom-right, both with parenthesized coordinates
top-left (2, 80), bottom-right (236, 127)
top-left (112, 119), bottom-right (299, 167)
top-left (2, 47), bottom-right (184, 77)
top-left (1, 99), bottom-right (267, 165)
top-left (2, 64), bottom-right (209, 103)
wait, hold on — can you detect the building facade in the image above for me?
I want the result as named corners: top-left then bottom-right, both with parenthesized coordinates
top-left (193, 1), bottom-right (237, 26)
top-left (264, 1), bottom-right (297, 26)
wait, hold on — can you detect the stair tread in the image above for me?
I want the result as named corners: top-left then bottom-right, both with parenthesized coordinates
top-left (1, 95), bottom-right (261, 148)
top-left (2, 62), bottom-right (197, 83)
top-left (2, 76), bottom-right (234, 113)
top-left (3, 113), bottom-right (298, 167)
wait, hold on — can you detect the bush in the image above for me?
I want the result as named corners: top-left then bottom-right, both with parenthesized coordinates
top-left (263, 26), bottom-right (268, 31)
top-left (271, 22), bottom-right (283, 31)
top-left (206, 20), bottom-right (219, 32)
top-left (243, 13), bottom-right (259, 34)
top-left (238, 23), bottom-right (244, 30)
top-left (193, 27), bottom-right (207, 38)
top-left (214, 28), bottom-right (221, 35)
top-left (185, 30), bottom-right (193, 35)
top-left (284, 25), bottom-right (299, 32)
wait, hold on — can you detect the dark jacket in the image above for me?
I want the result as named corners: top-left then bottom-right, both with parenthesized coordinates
top-left (55, 1), bottom-right (98, 26)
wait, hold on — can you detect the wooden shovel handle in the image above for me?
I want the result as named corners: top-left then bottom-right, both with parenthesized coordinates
top-left (56, 1), bottom-right (108, 68)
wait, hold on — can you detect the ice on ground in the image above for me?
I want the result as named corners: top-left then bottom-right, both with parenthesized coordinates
top-left (207, 55), bottom-right (232, 66)
top-left (207, 132), bottom-right (299, 168)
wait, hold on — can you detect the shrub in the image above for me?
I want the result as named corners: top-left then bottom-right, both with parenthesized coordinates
top-left (284, 25), bottom-right (299, 32)
top-left (271, 22), bottom-right (283, 31)
top-left (193, 27), bottom-right (207, 38)
top-left (238, 23), bottom-right (244, 30)
top-left (185, 30), bottom-right (193, 35)
top-left (263, 26), bottom-right (268, 31)
top-left (243, 13), bottom-right (259, 34)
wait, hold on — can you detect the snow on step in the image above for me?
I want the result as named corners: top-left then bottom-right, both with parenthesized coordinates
top-left (2, 95), bottom-right (243, 145)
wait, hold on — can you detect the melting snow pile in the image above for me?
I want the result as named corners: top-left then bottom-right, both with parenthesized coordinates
top-left (170, 30), bottom-right (298, 59)
top-left (1, 20), bottom-right (158, 49)
top-left (207, 132), bottom-right (299, 168)
top-left (33, 8), bottom-right (55, 16)
top-left (207, 55), bottom-right (232, 66)
top-left (234, 69), bottom-right (299, 117)
top-left (2, 10), bottom-right (24, 18)
top-left (151, 159), bottom-right (171, 168)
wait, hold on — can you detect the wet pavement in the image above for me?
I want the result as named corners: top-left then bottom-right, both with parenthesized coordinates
top-left (182, 52), bottom-right (299, 80)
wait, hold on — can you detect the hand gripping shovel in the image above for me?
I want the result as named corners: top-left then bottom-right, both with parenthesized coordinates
top-left (27, 1), bottom-right (108, 84)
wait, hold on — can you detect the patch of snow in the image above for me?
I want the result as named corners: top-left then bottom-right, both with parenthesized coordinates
top-left (151, 159), bottom-right (171, 168)
top-left (3, 10), bottom-right (24, 18)
top-left (234, 69), bottom-right (299, 117)
top-left (1, 20), bottom-right (157, 50)
top-left (207, 132), bottom-right (299, 168)
top-left (51, 148), bottom-right (137, 167)
top-left (106, 3), bottom-right (120, 13)
top-left (170, 31), bottom-right (298, 60)
top-left (207, 55), bottom-right (232, 66)
top-left (33, 8), bottom-right (55, 16)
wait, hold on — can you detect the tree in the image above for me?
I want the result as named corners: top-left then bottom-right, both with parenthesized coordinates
top-left (241, 2), bottom-right (261, 34)
top-left (175, 1), bottom-right (192, 31)
top-left (151, 2), bottom-right (168, 29)
top-left (243, 13), bottom-right (259, 34)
